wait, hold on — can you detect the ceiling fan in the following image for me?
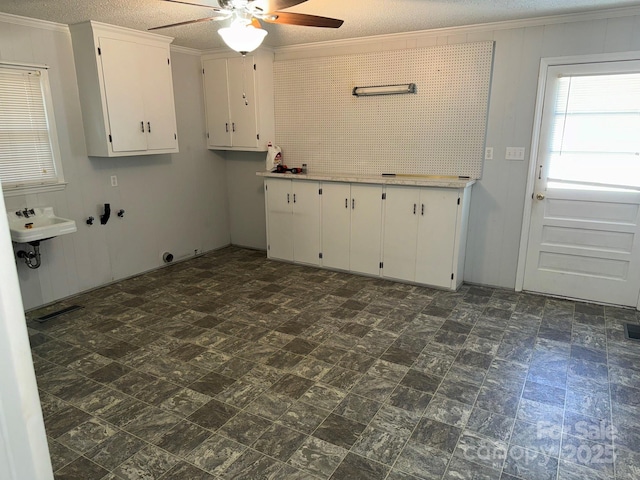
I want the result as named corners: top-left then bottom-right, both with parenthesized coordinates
top-left (150, 1), bottom-right (344, 53)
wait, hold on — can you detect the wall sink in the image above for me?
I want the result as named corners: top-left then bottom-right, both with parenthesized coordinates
top-left (7, 207), bottom-right (77, 243)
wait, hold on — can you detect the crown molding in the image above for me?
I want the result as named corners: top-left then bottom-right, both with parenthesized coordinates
top-left (170, 44), bottom-right (202, 56)
top-left (0, 11), bottom-right (68, 33)
top-left (274, 5), bottom-right (640, 57)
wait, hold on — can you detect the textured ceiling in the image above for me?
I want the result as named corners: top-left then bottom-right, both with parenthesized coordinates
top-left (1, 0), bottom-right (640, 50)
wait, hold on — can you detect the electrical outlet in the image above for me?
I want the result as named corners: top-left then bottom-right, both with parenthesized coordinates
top-left (110, 175), bottom-right (118, 187)
top-left (485, 147), bottom-right (493, 160)
top-left (505, 147), bottom-right (525, 160)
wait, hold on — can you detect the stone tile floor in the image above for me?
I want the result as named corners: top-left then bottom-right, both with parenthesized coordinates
top-left (26, 246), bottom-right (640, 479)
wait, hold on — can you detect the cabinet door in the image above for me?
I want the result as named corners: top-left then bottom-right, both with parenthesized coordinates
top-left (266, 179), bottom-right (294, 261)
top-left (350, 184), bottom-right (383, 276)
top-left (292, 181), bottom-right (320, 266)
top-left (140, 43), bottom-right (177, 151)
top-left (227, 56), bottom-right (259, 148)
top-left (203, 58), bottom-right (231, 147)
top-left (415, 188), bottom-right (460, 288)
top-left (321, 182), bottom-right (351, 270)
top-left (383, 186), bottom-right (420, 281)
top-left (98, 36), bottom-right (147, 152)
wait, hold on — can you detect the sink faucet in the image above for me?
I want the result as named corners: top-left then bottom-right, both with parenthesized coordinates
top-left (22, 208), bottom-right (30, 218)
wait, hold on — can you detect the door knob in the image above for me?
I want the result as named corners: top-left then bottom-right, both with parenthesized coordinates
top-left (536, 193), bottom-right (545, 200)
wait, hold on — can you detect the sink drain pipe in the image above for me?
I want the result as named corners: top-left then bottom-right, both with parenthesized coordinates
top-left (17, 241), bottom-right (42, 269)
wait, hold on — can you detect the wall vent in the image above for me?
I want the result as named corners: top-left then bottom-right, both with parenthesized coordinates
top-left (624, 323), bottom-right (640, 341)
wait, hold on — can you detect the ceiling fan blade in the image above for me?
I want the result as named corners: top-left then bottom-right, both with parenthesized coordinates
top-left (259, 0), bottom-right (308, 12)
top-left (161, 0), bottom-right (224, 10)
top-left (263, 12), bottom-right (343, 28)
top-left (149, 16), bottom-right (222, 30)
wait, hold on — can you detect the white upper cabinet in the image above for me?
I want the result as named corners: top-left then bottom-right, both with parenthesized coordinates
top-left (70, 21), bottom-right (179, 157)
top-left (202, 51), bottom-right (275, 151)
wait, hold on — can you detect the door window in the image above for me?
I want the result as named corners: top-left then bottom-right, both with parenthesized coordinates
top-left (544, 66), bottom-right (640, 191)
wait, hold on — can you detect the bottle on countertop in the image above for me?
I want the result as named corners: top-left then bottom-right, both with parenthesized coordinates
top-left (265, 142), bottom-right (282, 172)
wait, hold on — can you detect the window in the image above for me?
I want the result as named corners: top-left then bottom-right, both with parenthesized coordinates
top-left (0, 63), bottom-right (65, 196)
top-left (545, 65), bottom-right (640, 191)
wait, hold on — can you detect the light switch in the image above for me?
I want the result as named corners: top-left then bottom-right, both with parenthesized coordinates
top-left (505, 147), bottom-right (525, 160)
top-left (110, 175), bottom-right (118, 187)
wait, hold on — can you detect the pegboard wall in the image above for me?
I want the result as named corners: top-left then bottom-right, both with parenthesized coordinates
top-left (273, 41), bottom-right (494, 178)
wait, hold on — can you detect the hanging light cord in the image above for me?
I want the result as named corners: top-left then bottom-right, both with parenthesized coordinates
top-left (242, 54), bottom-right (248, 106)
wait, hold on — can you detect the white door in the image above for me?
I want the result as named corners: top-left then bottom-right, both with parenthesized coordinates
top-left (98, 36), bottom-right (147, 152)
top-left (203, 58), bottom-right (231, 147)
top-left (0, 184), bottom-right (53, 480)
top-left (523, 60), bottom-right (640, 307)
top-left (416, 188), bottom-right (459, 288)
top-left (350, 184), bottom-right (383, 276)
top-left (227, 56), bottom-right (258, 148)
top-left (140, 43), bottom-right (177, 151)
top-left (321, 182), bottom-right (351, 270)
top-left (382, 186), bottom-right (420, 281)
top-left (265, 179), bottom-right (293, 261)
top-left (293, 181), bottom-right (321, 265)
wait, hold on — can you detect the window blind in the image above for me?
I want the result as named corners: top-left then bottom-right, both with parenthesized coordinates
top-left (548, 72), bottom-right (640, 189)
top-left (0, 67), bottom-right (58, 187)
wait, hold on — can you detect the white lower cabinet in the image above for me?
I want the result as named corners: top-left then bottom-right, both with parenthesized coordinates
top-left (383, 186), bottom-right (467, 289)
top-left (264, 177), bottom-right (471, 290)
top-left (321, 183), bottom-right (383, 275)
top-left (415, 188), bottom-right (462, 287)
top-left (265, 178), bottom-right (320, 266)
top-left (349, 184), bottom-right (384, 276)
top-left (320, 182), bottom-right (351, 270)
top-left (381, 186), bottom-right (421, 281)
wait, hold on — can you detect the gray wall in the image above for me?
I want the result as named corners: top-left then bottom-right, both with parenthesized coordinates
top-left (225, 152), bottom-right (266, 250)
top-left (228, 12), bottom-right (640, 290)
top-left (0, 18), bottom-right (230, 310)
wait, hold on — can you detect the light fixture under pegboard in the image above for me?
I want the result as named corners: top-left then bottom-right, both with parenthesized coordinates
top-left (273, 41), bottom-right (494, 178)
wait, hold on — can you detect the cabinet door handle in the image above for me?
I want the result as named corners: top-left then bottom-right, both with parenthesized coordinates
top-left (413, 203), bottom-right (416, 215)
top-left (147, 122), bottom-right (151, 133)
top-left (421, 204), bottom-right (425, 216)
top-left (287, 193), bottom-right (290, 204)
top-left (225, 123), bottom-right (229, 133)
top-left (345, 198), bottom-right (348, 208)
top-left (232, 123), bottom-right (236, 132)
top-left (293, 193), bottom-right (296, 203)
top-left (352, 198), bottom-right (355, 209)
top-left (141, 121), bottom-right (144, 133)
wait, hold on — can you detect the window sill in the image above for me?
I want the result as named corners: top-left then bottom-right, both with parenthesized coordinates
top-left (2, 182), bottom-right (67, 198)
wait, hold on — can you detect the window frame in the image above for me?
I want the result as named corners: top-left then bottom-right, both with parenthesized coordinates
top-left (540, 61), bottom-right (640, 192)
top-left (0, 61), bottom-right (66, 197)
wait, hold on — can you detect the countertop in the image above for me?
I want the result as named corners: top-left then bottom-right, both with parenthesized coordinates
top-left (256, 171), bottom-right (476, 188)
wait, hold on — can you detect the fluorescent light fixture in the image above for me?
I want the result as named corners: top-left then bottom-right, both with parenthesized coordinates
top-left (218, 17), bottom-right (267, 55)
top-left (352, 83), bottom-right (416, 97)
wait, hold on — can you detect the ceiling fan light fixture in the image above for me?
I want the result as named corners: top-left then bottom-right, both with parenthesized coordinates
top-left (218, 17), bottom-right (267, 54)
